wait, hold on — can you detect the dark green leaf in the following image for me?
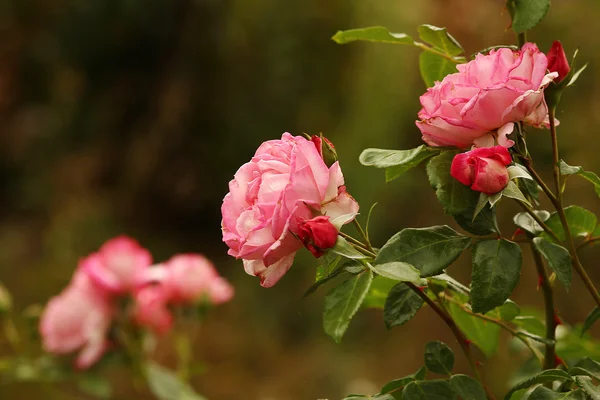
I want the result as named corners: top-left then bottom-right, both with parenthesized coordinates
top-left (502, 181), bottom-right (531, 206)
top-left (373, 262), bottom-right (423, 283)
top-left (543, 206), bottom-right (597, 243)
top-left (304, 256), bottom-right (347, 297)
top-left (454, 203), bottom-right (499, 236)
top-left (559, 161), bottom-right (600, 198)
top-left (506, 0), bottom-right (551, 34)
top-left (363, 276), bottom-right (397, 309)
top-left (424, 341), bottom-right (454, 375)
top-left (528, 386), bottom-right (587, 400)
top-left (449, 374), bottom-right (487, 400)
top-left (513, 211), bottom-right (551, 235)
top-left (505, 370), bottom-right (573, 400)
top-left (570, 358), bottom-right (600, 381)
top-left (145, 361), bottom-right (207, 400)
top-left (384, 284), bottom-right (424, 329)
top-left (375, 225), bottom-right (471, 277)
top-left (332, 26), bottom-right (415, 45)
top-left (582, 307), bottom-right (600, 337)
top-left (323, 271), bottom-right (373, 342)
top-left (448, 294), bottom-right (501, 357)
top-left (575, 376), bottom-right (600, 400)
top-left (402, 380), bottom-right (457, 400)
top-left (417, 25), bottom-right (463, 56)
top-left (419, 51), bottom-right (459, 88)
top-left (380, 367), bottom-right (427, 394)
top-left (471, 239), bottom-right (522, 314)
top-left (532, 237), bottom-right (572, 289)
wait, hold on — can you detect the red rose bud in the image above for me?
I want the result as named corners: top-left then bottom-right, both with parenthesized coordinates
top-left (297, 215), bottom-right (338, 258)
top-left (547, 40), bottom-right (570, 83)
top-left (311, 133), bottom-right (338, 167)
top-left (450, 146), bottom-right (512, 195)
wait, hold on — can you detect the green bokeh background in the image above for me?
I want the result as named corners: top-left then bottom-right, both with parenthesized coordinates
top-left (1, 0), bottom-right (600, 398)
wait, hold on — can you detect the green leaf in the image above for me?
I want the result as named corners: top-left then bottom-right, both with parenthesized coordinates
top-left (508, 165), bottom-right (534, 181)
top-left (331, 236), bottom-right (372, 260)
top-left (78, 375), bottom-right (112, 399)
top-left (543, 206), bottom-right (597, 243)
top-left (375, 225), bottom-right (471, 277)
top-left (513, 210), bottom-right (551, 235)
top-left (424, 341), bottom-right (454, 375)
top-left (304, 256), bottom-right (347, 297)
top-left (570, 358), bottom-right (600, 381)
top-left (514, 316), bottom-right (546, 337)
top-left (505, 370), bottom-right (573, 400)
top-left (359, 145), bottom-right (438, 169)
top-left (419, 51), bottom-right (459, 88)
top-left (528, 386), bottom-right (587, 400)
top-left (502, 181), bottom-right (531, 206)
top-left (559, 160), bottom-right (600, 197)
top-left (402, 380), bottom-right (457, 400)
top-left (498, 300), bottom-right (521, 322)
top-left (506, 0), bottom-right (551, 34)
top-left (449, 374), bottom-right (487, 400)
top-left (332, 26), bottom-right (415, 45)
top-left (417, 25), bottom-right (464, 56)
top-left (145, 361), bottom-right (207, 400)
top-left (471, 239), bottom-right (523, 314)
top-left (575, 376), bottom-right (600, 400)
top-left (568, 64), bottom-right (588, 87)
top-left (427, 152), bottom-right (499, 235)
top-left (532, 237), bottom-right (572, 289)
top-left (372, 262), bottom-right (423, 283)
top-left (582, 307), bottom-right (600, 337)
top-left (448, 294), bottom-right (501, 357)
top-left (380, 367), bottom-right (427, 394)
top-left (384, 283), bottom-right (424, 329)
top-left (363, 276), bottom-right (397, 309)
top-left (323, 271), bottom-right (373, 343)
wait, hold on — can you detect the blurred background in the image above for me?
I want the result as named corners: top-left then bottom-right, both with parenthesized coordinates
top-left (1, 0), bottom-right (600, 398)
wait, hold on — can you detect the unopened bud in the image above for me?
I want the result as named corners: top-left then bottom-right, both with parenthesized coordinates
top-left (311, 133), bottom-right (338, 167)
top-left (547, 41), bottom-right (570, 83)
top-left (297, 216), bottom-right (338, 258)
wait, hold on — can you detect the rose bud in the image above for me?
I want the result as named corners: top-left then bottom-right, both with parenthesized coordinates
top-left (547, 40), bottom-right (570, 83)
top-left (132, 285), bottom-right (173, 336)
top-left (297, 215), bottom-right (338, 258)
top-left (450, 146), bottom-right (512, 194)
top-left (311, 133), bottom-right (338, 167)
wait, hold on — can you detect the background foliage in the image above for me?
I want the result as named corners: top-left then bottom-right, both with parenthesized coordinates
top-left (1, 0), bottom-right (600, 398)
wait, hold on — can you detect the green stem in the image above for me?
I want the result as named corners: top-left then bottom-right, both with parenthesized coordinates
top-left (352, 219), bottom-right (373, 252)
top-left (519, 158), bottom-right (558, 204)
top-left (413, 42), bottom-right (464, 64)
top-left (517, 32), bottom-right (527, 48)
top-left (548, 108), bottom-right (600, 309)
top-left (529, 241), bottom-right (557, 372)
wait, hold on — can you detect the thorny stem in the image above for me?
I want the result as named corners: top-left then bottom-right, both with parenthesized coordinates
top-left (529, 241), bottom-right (557, 371)
top-left (548, 108), bottom-right (600, 309)
top-left (441, 294), bottom-right (543, 364)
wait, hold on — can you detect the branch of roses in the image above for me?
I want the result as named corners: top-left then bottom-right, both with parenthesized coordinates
top-left (440, 293), bottom-right (544, 365)
top-left (548, 107), bottom-right (600, 309)
top-left (345, 224), bottom-right (494, 398)
top-left (528, 240), bottom-right (557, 372)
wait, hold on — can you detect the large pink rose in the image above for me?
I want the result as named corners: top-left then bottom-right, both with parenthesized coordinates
top-left (40, 271), bottom-right (113, 369)
top-left (416, 43), bottom-right (558, 149)
top-left (221, 133), bottom-right (359, 287)
top-left (83, 236), bottom-right (152, 294)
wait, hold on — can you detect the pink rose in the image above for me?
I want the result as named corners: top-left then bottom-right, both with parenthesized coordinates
top-left (297, 215), bottom-right (339, 258)
top-left (132, 285), bottom-right (173, 335)
top-left (83, 236), bottom-right (152, 294)
top-left (417, 43), bottom-right (558, 149)
top-left (547, 40), bottom-right (570, 83)
top-left (221, 133), bottom-right (359, 287)
top-left (450, 146), bottom-right (512, 194)
top-left (40, 272), bottom-right (113, 369)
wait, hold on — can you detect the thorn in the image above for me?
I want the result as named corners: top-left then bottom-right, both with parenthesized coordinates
top-left (553, 312), bottom-right (563, 326)
top-left (476, 361), bottom-right (483, 367)
top-left (555, 355), bottom-right (565, 367)
top-left (417, 286), bottom-right (427, 292)
top-left (511, 228), bottom-right (524, 240)
top-left (537, 274), bottom-right (543, 290)
top-left (464, 339), bottom-right (472, 347)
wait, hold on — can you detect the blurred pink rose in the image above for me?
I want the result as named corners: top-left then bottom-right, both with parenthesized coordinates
top-left (132, 285), bottom-right (173, 335)
top-left (547, 40), bottom-right (570, 83)
top-left (417, 43), bottom-right (558, 149)
top-left (40, 272), bottom-right (113, 369)
top-left (221, 133), bottom-right (359, 287)
top-left (83, 236), bottom-right (152, 294)
top-left (297, 215), bottom-right (338, 258)
top-left (450, 146), bottom-right (512, 194)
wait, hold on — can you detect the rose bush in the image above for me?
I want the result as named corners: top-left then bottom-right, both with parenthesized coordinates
top-left (416, 43), bottom-right (558, 149)
top-left (221, 133), bottom-right (359, 287)
top-left (450, 146), bottom-right (512, 194)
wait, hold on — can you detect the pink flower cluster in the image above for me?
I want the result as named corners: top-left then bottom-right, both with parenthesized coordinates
top-left (39, 236), bottom-right (233, 369)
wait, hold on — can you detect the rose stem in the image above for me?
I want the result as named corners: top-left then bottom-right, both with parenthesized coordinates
top-left (529, 240), bottom-right (557, 372)
top-left (548, 107), bottom-right (600, 309)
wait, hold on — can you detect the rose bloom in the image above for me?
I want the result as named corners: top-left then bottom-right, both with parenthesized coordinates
top-left (40, 269), bottom-right (113, 369)
top-left (83, 236), bottom-right (152, 294)
top-left (132, 285), bottom-right (173, 336)
top-left (417, 43), bottom-right (558, 149)
top-left (221, 133), bottom-right (359, 287)
top-left (450, 146), bottom-right (512, 194)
